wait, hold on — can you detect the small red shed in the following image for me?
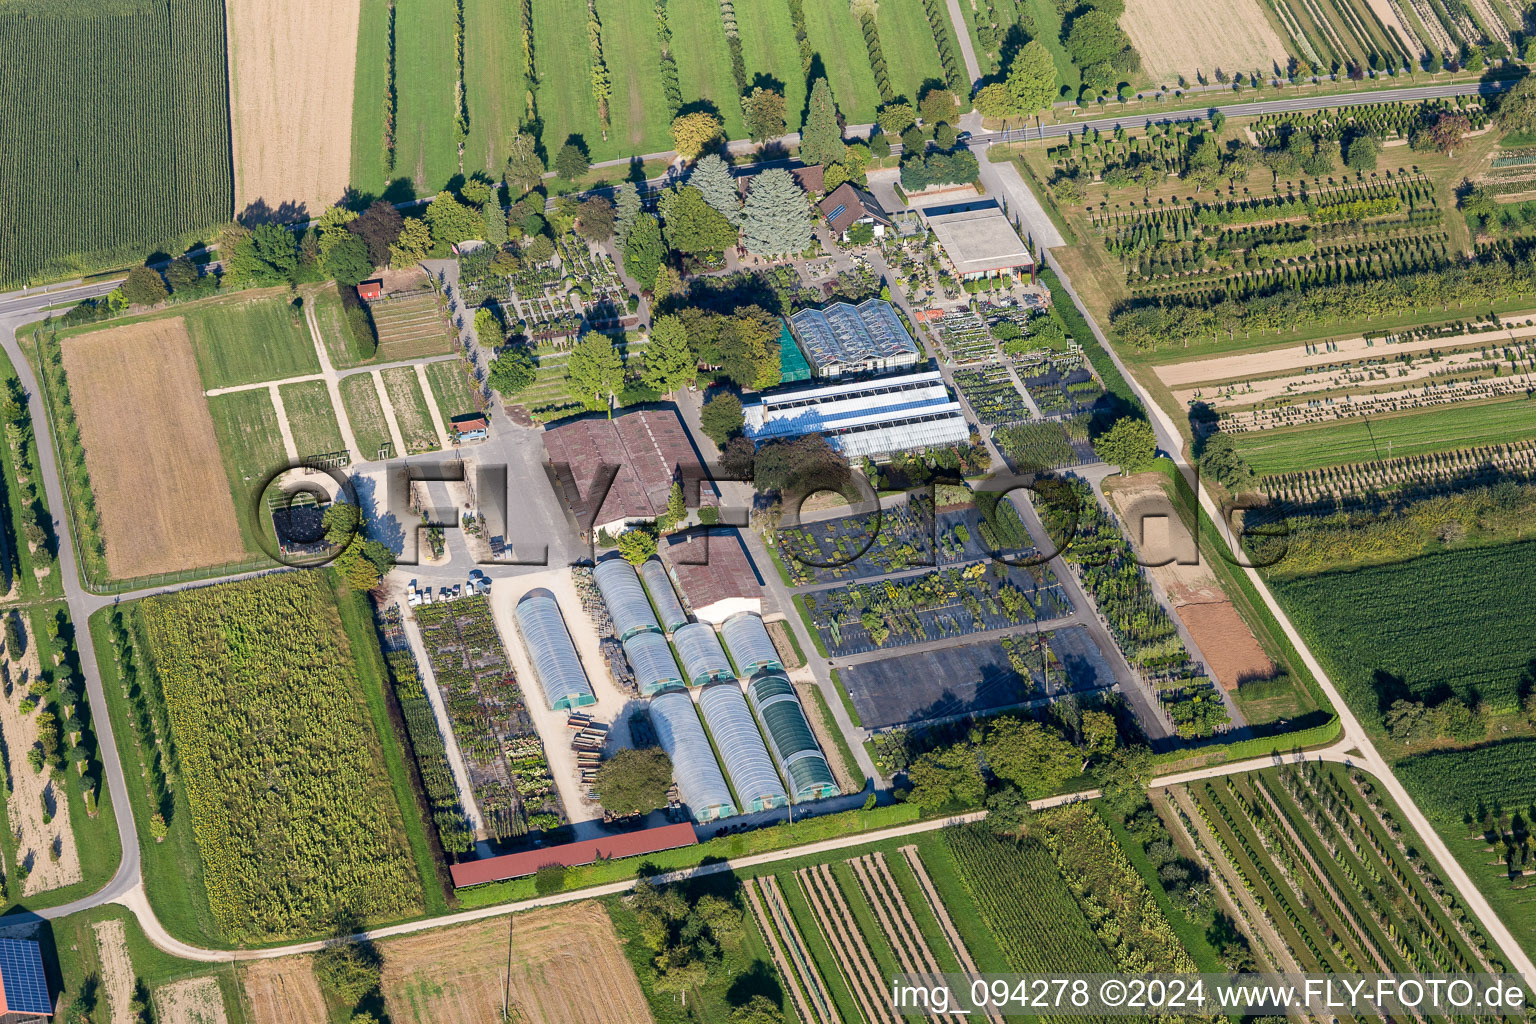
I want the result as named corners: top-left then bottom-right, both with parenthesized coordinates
top-left (358, 279), bottom-right (383, 301)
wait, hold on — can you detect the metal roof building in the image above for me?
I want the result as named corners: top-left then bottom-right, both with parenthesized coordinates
top-left (787, 299), bottom-right (920, 377)
top-left (698, 683), bottom-right (788, 812)
top-left (742, 371), bottom-right (971, 460)
top-left (720, 612), bottom-right (782, 678)
top-left (650, 690), bottom-right (737, 822)
top-left (673, 622), bottom-right (736, 687)
top-left (662, 529), bottom-right (763, 624)
top-left (640, 558), bottom-right (690, 632)
top-left (623, 630), bottom-right (686, 696)
top-left (919, 199), bottom-right (1035, 281)
top-left (747, 674), bottom-right (839, 802)
top-left (514, 588), bottom-right (597, 711)
top-left (594, 558), bottom-right (661, 640)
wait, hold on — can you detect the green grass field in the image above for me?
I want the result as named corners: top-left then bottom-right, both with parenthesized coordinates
top-left (594, 0), bottom-right (672, 157)
top-left (534, 0), bottom-right (608, 165)
top-left (1235, 396), bottom-right (1536, 475)
top-left (0, 0), bottom-right (231, 286)
top-left (671, 0), bottom-right (748, 141)
top-left (394, 0), bottom-right (461, 192)
top-left (463, 0), bottom-right (530, 179)
top-left (0, 347), bottom-right (61, 601)
top-left (875, 0), bottom-right (949, 105)
top-left (801, 0), bottom-right (882, 124)
top-left (381, 366), bottom-right (439, 453)
top-left (425, 359), bottom-right (479, 421)
top-left (278, 380), bottom-right (346, 458)
top-left (206, 389), bottom-right (288, 552)
top-left (1018, 0), bottom-right (1078, 96)
top-left (736, 1), bottom-right (806, 131)
top-left (183, 294), bottom-right (320, 390)
top-left (349, 0), bottom-right (393, 196)
top-left (340, 373), bottom-right (395, 461)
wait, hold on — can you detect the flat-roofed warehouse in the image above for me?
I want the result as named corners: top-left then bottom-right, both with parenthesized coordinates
top-left (920, 199), bottom-right (1035, 282)
top-left (742, 370), bottom-right (971, 460)
top-left (541, 406), bottom-right (714, 537)
top-left (661, 528), bottom-right (764, 624)
top-left (787, 299), bottom-right (920, 378)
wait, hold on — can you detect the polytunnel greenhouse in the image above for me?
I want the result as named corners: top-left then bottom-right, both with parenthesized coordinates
top-left (673, 622), bottom-right (736, 687)
top-left (697, 682), bottom-right (787, 812)
top-left (649, 690), bottom-right (736, 822)
top-left (719, 612), bottom-right (782, 678)
top-left (593, 558), bottom-right (661, 640)
top-left (623, 630), bottom-right (685, 696)
top-left (747, 674), bottom-right (838, 801)
top-left (640, 559), bottom-right (689, 632)
top-left (513, 588), bottom-right (596, 711)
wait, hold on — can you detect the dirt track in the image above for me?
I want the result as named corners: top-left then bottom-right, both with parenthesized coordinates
top-left (226, 0), bottom-right (359, 217)
top-left (61, 318), bottom-right (246, 578)
top-left (1121, 0), bottom-right (1289, 84)
top-left (380, 903), bottom-right (652, 1024)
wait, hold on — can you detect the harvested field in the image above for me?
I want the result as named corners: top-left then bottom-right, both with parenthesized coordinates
top-left (60, 318), bottom-right (245, 578)
top-left (226, 0), bottom-right (360, 216)
top-left (153, 977), bottom-right (228, 1024)
top-left (1, 621), bottom-right (79, 896)
top-left (240, 957), bottom-right (327, 1024)
top-left (1122, 0), bottom-right (1290, 84)
top-left (93, 919), bottom-right (137, 1024)
top-left (1179, 602), bottom-right (1276, 690)
top-left (380, 903), bottom-right (652, 1024)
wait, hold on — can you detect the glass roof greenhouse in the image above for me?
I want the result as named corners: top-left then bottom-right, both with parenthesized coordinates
top-left (747, 674), bottom-right (838, 801)
top-left (787, 299), bottom-right (920, 376)
top-left (650, 690), bottom-right (736, 822)
top-left (720, 612), bottom-right (782, 678)
top-left (594, 558), bottom-right (661, 640)
top-left (623, 630), bottom-right (685, 696)
top-left (640, 558), bottom-right (690, 632)
top-left (698, 683), bottom-right (788, 812)
top-left (741, 371), bottom-right (971, 460)
top-left (674, 622), bottom-right (736, 687)
top-left (514, 588), bottom-right (596, 711)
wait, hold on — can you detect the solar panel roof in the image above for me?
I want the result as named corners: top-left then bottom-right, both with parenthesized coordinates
top-left (0, 938), bottom-right (51, 1015)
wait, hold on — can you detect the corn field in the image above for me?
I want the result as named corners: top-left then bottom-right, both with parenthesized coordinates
top-left (0, 0), bottom-right (233, 286)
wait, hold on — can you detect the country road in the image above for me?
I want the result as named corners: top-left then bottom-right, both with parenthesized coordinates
top-left (0, 69), bottom-right (1529, 986)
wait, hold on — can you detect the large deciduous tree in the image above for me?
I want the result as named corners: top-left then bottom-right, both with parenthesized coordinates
top-left (699, 392), bottom-right (744, 445)
top-left (504, 132), bottom-right (545, 197)
top-left (741, 168), bottom-right (812, 257)
top-left (1006, 40), bottom-right (1059, 115)
top-left (424, 191), bottom-right (481, 246)
top-left (671, 111), bottom-right (724, 160)
top-left (593, 747), bottom-right (673, 815)
top-left (742, 87), bottom-right (787, 141)
top-left (659, 186), bottom-right (739, 254)
top-left (1091, 416), bottom-right (1157, 472)
top-left (323, 235), bottom-right (374, 286)
top-left (120, 266), bottom-right (168, 307)
top-left (348, 201), bottom-right (404, 267)
top-left (622, 212), bottom-right (664, 289)
top-left (575, 197), bottom-right (616, 242)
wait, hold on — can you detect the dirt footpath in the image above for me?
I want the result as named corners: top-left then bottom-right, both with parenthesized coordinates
top-left (381, 903), bottom-right (653, 1024)
top-left (1, 624), bottom-right (82, 896)
top-left (226, 0), bottom-right (360, 215)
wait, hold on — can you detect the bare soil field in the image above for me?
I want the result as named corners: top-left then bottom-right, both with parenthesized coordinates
top-left (1152, 319), bottom-right (1536, 387)
top-left (61, 319), bottom-right (247, 577)
top-left (239, 957), bottom-right (328, 1024)
top-left (226, 0), bottom-right (360, 216)
top-left (1, 625), bottom-right (81, 895)
top-left (1122, 0), bottom-right (1290, 84)
top-left (380, 903), bottom-right (652, 1024)
top-left (93, 919), bottom-right (137, 1024)
top-left (153, 977), bottom-right (229, 1024)
top-left (1107, 476), bottom-right (1274, 690)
